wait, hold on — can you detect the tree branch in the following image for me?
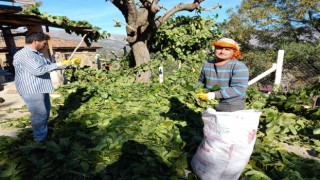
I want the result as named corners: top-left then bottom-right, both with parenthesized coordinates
top-left (154, 0), bottom-right (204, 28)
top-left (110, 0), bottom-right (137, 35)
top-left (138, 0), bottom-right (159, 38)
top-left (201, 3), bottom-right (221, 12)
top-left (139, 0), bottom-right (160, 13)
top-left (125, 0), bottom-right (138, 35)
top-left (113, 18), bottom-right (135, 32)
top-left (110, 0), bottom-right (128, 20)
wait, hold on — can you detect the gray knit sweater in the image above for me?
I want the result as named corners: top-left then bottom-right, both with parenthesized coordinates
top-left (196, 59), bottom-right (249, 111)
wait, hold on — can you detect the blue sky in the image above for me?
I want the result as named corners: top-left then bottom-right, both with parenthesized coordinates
top-left (17, 0), bottom-right (241, 35)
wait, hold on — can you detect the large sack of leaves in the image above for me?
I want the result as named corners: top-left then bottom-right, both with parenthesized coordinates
top-left (191, 108), bottom-right (262, 180)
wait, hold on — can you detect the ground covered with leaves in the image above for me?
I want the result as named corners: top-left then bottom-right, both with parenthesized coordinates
top-left (0, 61), bottom-right (320, 179)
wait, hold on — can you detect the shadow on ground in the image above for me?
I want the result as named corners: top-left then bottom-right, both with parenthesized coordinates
top-left (161, 97), bottom-right (203, 168)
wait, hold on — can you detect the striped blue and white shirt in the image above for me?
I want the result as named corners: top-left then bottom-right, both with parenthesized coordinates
top-left (13, 45), bottom-right (64, 95)
top-left (196, 59), bottom-right (249, 111)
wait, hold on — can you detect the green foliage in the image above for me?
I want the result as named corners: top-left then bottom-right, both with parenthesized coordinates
top-left (0, 117), bottom-right (29, 129)
top-left (280, 42), bottom-right (320, 88)
top-left (281, 42), bottom-right (320, 66)
top-left (150, 16), bottom-right (223, 64)
top-left (225, 1), bottom-right (320, 89)
top-left (0, 63), bottom-right (213, 178)
top-left (241, 49), bottom-right (277, 79)
top-left (243, 85), bottom-right (320, 179)
top-left (1, 63), bottom-right (320, 179)
top-left (19, 3), bottom-right (109, 46)
top-left (245, 139), bottom-right (320, 179)
top-left (226, 0), bottom-right (320, 48)
top-left (1, 53), bottom-right (320, 179)
top-left (21, 2), bottom-right (41, 15)
top-left (0, 1), bottom-right (318, 178)
top-left (239, 42), bottom-right (320, 88)
top-left (246, 84), bottom-right (320, 142)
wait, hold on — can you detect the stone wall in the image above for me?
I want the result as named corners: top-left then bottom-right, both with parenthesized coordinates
top-left (51, 51), bottom-right (98, 88)
top-left (0, 53), bottom-right (9, 68)
top-left (54, 51), bottom-right (98, 69)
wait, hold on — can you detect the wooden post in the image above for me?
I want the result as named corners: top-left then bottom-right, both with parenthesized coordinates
top-left (45, 25), bottom-right (53, 61)
top-left (123, 45), bottom-right (127, 56)
top-left (1, 28), bottom-right (17, 72)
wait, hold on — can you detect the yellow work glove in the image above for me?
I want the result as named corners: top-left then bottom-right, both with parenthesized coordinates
top-left (58, 59), bottom-right (72, 66)
top-left (196, 92), bottom-right (215, 101)
top-left (71, 57), bottom-right (81, 65)
top-left (57, 58), bottom-right (81, 66)
top-left (197, 92), bottom-right (209, 101)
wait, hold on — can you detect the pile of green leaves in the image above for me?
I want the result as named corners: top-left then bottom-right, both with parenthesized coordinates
top-left (1, 63), bottom-right (319, 179)
top-left (0, 61), bottom-right (218, 179)
top-left (242, 86), bottom-right (320, 179)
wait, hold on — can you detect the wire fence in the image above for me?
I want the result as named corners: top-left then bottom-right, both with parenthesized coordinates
top-left (252, 57), bottom-right (320, 91)
top-left (283, 60), bottom-right (320, 90)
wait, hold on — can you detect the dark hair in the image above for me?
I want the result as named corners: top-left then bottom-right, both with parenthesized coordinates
top-left (25, 32), bottom-right (50, 44)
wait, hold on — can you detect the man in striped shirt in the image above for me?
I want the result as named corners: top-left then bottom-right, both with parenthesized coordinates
top-left (196, 38), bottom-right (249, 112)
top-left (13, 32), bottom-right (74, 142)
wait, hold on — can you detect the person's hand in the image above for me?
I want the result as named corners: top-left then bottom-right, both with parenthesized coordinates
top-left (57, 58), bottom-right (81, 66)
top-left (196, 92), bottom-right (215, 101)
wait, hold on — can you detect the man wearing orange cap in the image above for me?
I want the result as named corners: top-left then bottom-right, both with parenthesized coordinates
top-left (195, 38), bottom-right (249, 112)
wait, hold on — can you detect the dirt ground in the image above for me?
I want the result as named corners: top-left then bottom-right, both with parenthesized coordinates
top-left (0, 82), bottom-right (319, 161)
top-left (0, 81), bottom-right (29, 137)
top-left (280, 143), bottom-right (319, 161)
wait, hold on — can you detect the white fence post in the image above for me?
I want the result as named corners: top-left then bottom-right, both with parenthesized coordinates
top-left (95, 54), bottom-right (101, 70)
top-left (248, 49), bottom-right (285, 87)
top-left (274, 50), bottom-right (285, 86)
top-left (248, 64), bottom-right (277, 86)
top-left (159, 66), bottom-right (164, 83)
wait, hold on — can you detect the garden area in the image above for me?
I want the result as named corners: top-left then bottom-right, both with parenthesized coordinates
top-left (1, 0), bottom-right (320, 179)
top-left (0, 58), bottom-right (319, 179)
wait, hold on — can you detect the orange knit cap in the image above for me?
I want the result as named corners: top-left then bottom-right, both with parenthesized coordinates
top-left (212, 38), bottom-right (241, 59)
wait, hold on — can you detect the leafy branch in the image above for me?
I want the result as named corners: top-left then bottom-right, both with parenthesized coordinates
top-left (19, 2), bottom-right (110, 46)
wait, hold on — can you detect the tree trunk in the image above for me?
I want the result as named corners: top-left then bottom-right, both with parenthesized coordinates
top-left (131, 41), bottom-right (151, 82)
top-left (111, 0), bottom-right (207, 82)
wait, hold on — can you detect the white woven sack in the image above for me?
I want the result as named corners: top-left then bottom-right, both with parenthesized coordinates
top-left (191, 108), bottom-right (261, 180)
